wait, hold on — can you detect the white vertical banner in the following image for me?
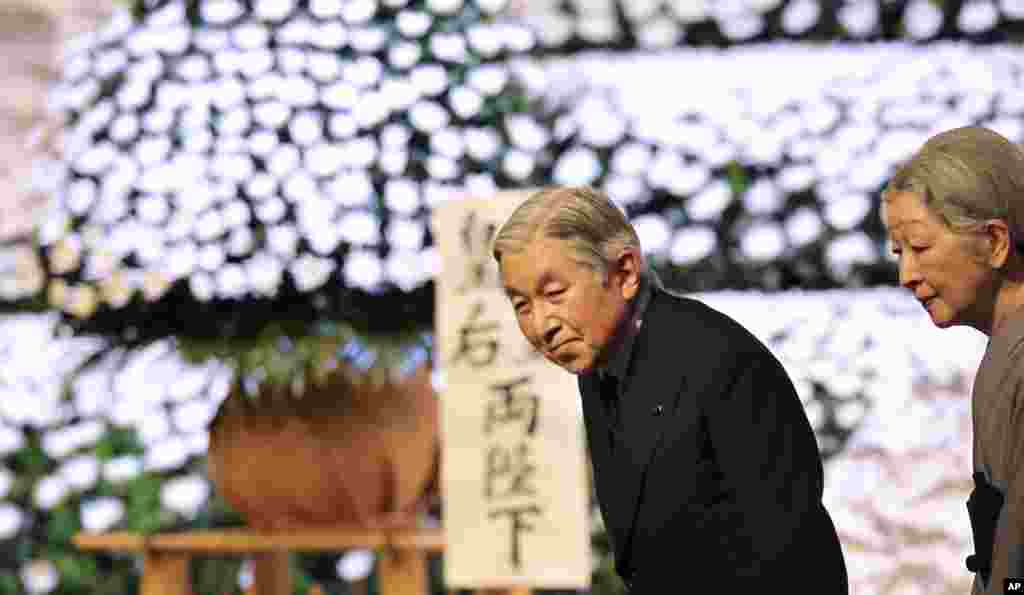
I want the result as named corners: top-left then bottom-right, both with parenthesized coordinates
top-left (432, 191), bottom-right (591, 589)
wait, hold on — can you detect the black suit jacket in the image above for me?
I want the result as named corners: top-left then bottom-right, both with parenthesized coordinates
top-left (578, 288), bottom-right (848, 593)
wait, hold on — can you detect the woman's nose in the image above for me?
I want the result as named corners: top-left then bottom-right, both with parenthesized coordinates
top-left (898, 254), bottom-right (922, 289)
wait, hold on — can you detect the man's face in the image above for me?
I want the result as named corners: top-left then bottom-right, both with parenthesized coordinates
top-left (499, 237), bottom-right (640, 375)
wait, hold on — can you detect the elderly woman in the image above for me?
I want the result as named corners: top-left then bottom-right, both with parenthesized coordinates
top-left (882, 125), bottom-right (1024, 594)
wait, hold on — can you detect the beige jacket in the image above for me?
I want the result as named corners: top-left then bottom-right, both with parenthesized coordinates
top-left (971, 308), bottom-right (1024, 594)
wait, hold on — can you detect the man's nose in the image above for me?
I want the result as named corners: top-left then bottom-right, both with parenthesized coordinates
top-left (537, 311), bottom-right (560, 346)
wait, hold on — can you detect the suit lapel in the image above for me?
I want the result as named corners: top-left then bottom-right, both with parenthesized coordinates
top-left (615, 289), bottom-right (689, 554)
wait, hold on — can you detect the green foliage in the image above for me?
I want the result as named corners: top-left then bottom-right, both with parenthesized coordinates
top-left (46, 506), bottom-right (81, 545)
top-left (93, 427), bottom-right (144, 461)
top-left (0, 572), bottom-right (19, 595)
top-left (123, 475), bottom-right (165, 534)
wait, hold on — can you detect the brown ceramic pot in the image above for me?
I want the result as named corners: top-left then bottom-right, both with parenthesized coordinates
top-left (206, 361), bottom-right (439, 530)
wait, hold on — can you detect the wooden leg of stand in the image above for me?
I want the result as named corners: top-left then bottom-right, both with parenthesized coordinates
top-left (377, 549), bottom-right (428, 595)
top-left (140, 551), bottom-right (190, 595)
top-left (251, 552), bottom-right (291, 595)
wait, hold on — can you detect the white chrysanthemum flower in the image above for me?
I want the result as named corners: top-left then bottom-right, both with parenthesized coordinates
top-left (384, 179), bottom-right (421, 215)
top-left (742, 179), bottom-right (784, 215)
top-left (145, 436), bottom-right (191, 472)
top-left (0, 467), bottom-right (12, 499)
top-left (577, 17), bottom-right (619, 45)
top-left (631, 215), bottom-right (671, 256)
top-left (337, 549), bottom-right (376, 582)
top-left (81, 497), bottom-right (125, 533)
top-left (553, 147), bottom-right (601, 186)
top-left (338, 210), bottom-right (381, 246)
top-left (65, 177), bottom-right (97, 216)
top-left (216, 264), bottom-right (249, 299)
top-left (824, 193), bottom-right (872, 231)
top-left (171, 399), bottom-right (218, 434)
top-left (34, 475), bottom-right (69, 510)
top-left (387, 218), bottom-right (426, 251)
top-left (904, 0), bottom-right (944, 39)
top-left (429, 129), bottom-right (464, 160)
top-left (305, 225), bottom-right (343, 256)
top-left (267, 225), bottom-right (300, 258)
top-left (409, 101), bottom-right (450, 134)
top-left (288, 254), bottom-right (336, 292)
top-left (386, 250), bottom-right (427, 292)
top-left (959, 0), bottom-right (999, 34)
top-left (507, 115), bottom-right (549, 152)
top-left (161, 475), bottom-right (210, 519)
top-left (719, 14), bottom-right (763, 40)
top-left (502, 150), bottom-right (535, 181)
top-left (426, 155), bottom-right (459, 180)
top-left (197, 244), bottom-right (226, 273)
top-left (60, 454), bottom-right (101, 491)
top-left (396, 10), bottom-right (432, 38)
top-left (464, 127), bottom-right (501, 162)
top-left (21, 560), bottom-right (59, 595)
top-left (466, 24), bottom-right (501, 58)
top-left (345, 250), bottom-right (385, 292)
top-left (739, 221), bottom-right (786, 262)
top-left (825, 232), bottom-right (878, 279)
top-left (781, 0), bottom-right (820, 35)
top-left (103, 455), bottom-right (143, 484)
top-left (429, 32), bottom-right (468, 63)
top-left (0, 503), bottom-right (23, 540)
top-left (245, 252), bottom-right (285, 298)
top-left (467, 64), bottom-right (508, 97)
top-left (669, 226), bottom-right (717, 265)
top-left (603, 176), bottom-right (647, 206)
top-left (188, 272), bottom-right (216, 302)
top-left (610, 143), bottom-right (653, 177)
top-left (41, 421), bottom-right (105, 460)
top-left (637, 18), bottom-right (681, 48)
top-left (464, 173), bottom-right (497, 197)
top-left (410, 64), bottom-right (449, 97)
top-left (785, 207), bottom-right (824, 247)
top-left (686, 180), bottom-right (732, 222)
top-left (1002, 0), bottom-right (1024, 19)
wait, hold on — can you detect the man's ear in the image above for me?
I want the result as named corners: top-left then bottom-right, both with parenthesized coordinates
top-left (615, 247), bottom-right (642, 300)
top-left (984, 219), bottom-right (1012, 269)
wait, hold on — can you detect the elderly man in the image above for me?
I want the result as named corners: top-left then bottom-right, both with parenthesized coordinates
top-left (492, 186), bottom-right (847, 593)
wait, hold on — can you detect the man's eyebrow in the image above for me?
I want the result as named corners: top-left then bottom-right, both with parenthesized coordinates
top-left (503, 271), bottom-right (556, 299)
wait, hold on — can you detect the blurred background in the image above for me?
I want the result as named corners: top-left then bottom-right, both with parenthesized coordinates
top-left (0, 0), bottom-right (1017, 594)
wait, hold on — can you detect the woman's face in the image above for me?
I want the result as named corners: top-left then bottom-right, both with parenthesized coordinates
top-left (883, 190), bottom-right (998, 331)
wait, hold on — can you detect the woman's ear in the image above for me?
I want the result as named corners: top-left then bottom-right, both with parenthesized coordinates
top-left (985, 219), bottom-right (1012, 269)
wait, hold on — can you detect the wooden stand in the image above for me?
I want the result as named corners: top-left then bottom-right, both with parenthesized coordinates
top-left (73, 529), bottom-right (532, 595)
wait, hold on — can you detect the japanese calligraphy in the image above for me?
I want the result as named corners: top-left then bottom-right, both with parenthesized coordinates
top-left (488, 505), bottom-right (542, 569)
top-left (457, 212), bottom-right (500, 293)
top-left (484, 441), bottom-right (537, 500)
top-left (450, 302), bottom-right (501, 368)
top-left (484, 376), bottom-right (539, 436)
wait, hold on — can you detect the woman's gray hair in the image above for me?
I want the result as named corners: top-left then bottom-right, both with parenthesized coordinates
top-left (491, 186), bottom-right (641, 279)
top-left (882, 126), bottom-right (1024, 252)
